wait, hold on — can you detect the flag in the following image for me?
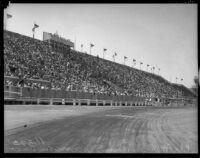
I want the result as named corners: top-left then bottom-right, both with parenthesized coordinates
top-left (124, 56), bottom-right (127, 59)
top-left (34, 23), bottom-right (39, 28)
top-left (103, 48), bottom-right (107, 51)
top-left (81, 44), bottom-right (83, 47)
top-left (7, 13), bottom-right (12, 19)
top-left (133, 59), bottom-right (136, 62)
top-left (140, 62), bottom-right (143, 65)
top-left (114, 52), bottom-right (117, 56)
top-left (32, 23), bottom-right (39, 31)
top-left (147, 64), bottom-right (149, 66)
top-left (90, 44), bottom-right (94, 47)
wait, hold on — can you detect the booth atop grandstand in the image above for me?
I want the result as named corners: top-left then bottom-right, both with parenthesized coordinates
top-left (43, 32), bottom-right (74, 52)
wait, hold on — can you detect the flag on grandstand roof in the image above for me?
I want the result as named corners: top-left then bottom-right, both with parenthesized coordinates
top-left (147, 64), bottom-right (149, 66)
top-left (7, 13), bottom-right (12, 19)
top-left (114, 52), bottom-right (117, 56)
top-left (133, 59), bottom-right (136, 61)
top-left (90, 43), bottom-right (94, 47)
top-left (140, 62), bottom-right (143, 64)
top-left (32, 23), bottom-right (39, 32)
top-left (34, 23), bottom-right (39, 28)
top-left (124, 56), bottom-right (127, 59)
top-left (103, 48), bottom-right (107, 51)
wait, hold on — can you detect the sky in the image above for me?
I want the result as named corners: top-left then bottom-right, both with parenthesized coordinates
top-left (4, 4), bottom-right (198, 88)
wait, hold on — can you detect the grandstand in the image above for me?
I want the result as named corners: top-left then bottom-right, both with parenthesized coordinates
top-left (4, 30), bottom-right (197, 107)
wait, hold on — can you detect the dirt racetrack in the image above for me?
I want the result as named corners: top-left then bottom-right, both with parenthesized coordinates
top-left (4, 105), bottom-right (197, 153)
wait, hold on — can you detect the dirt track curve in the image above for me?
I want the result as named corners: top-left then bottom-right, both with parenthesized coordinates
top-left (4, 106), bottom-right (197, 153)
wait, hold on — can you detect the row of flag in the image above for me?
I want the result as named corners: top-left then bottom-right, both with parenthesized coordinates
top-left (6, 13), bottom-right (39, 32)
top-left (6, 13), bottom-right (161, 75)
top-left (87, 43), bottom-right (160, 73)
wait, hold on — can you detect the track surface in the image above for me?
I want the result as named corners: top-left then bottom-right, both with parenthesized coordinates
top-left (4, 106), bottom-right (197, 153)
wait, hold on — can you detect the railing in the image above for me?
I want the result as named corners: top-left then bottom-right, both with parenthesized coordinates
top-left (5, 86), bottom-right (196, 107)
top-left (20, 87), bottom-right (144, 102)
top-left (4, 85), bottom-right (150, 106)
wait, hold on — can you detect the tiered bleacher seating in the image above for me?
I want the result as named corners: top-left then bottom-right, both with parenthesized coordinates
top-left (4, 30), bottom-right (196, 100)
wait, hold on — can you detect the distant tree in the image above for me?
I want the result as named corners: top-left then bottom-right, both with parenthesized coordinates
top-left (194, 75), bottom-right (198, 87)
top-left (190, 75), bottom-right (198, 96)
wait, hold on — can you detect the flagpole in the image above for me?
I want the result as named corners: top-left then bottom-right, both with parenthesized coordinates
top-left (4, 9), bottom-right (7, 30)
top-left (81, 44), bottom-right (83, 52)
top-left (33, 28), bottom-right (35, 39)
top-left (103, 49), bottom-right (107, 59)
top-left (74, 35), bottom-right (76, 50)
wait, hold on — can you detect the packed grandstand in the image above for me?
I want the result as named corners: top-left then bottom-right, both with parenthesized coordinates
top-left (4, 30), bottom-right (196, 101)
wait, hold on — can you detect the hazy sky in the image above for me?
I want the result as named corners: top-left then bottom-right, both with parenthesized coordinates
top-left (5, 4), bottom-right (198, 88)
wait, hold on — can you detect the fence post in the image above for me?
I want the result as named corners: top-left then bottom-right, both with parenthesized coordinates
top-left (110, 100), bottom-right (113, 106)
top-left (37, 98), bottom-right (40, 105)
top-left (50, 99), bottom-right (53, 105)
top-left (103, 100), bottom-right (106, 106)
top-left (73, 99), bottom-right (76, 106)
top-left (62, 99), bottom-right (65, 105)
top-left (78, 100), bottom-right (81, 106)
top-left (87, 100), bottom-right (90, 106)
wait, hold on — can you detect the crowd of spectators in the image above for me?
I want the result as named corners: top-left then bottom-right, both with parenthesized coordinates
top-left (4, 30), bottom-right (196, 98)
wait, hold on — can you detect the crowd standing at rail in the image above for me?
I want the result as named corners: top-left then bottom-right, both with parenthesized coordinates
top-left (4, 31), bottom-right (195, 99)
